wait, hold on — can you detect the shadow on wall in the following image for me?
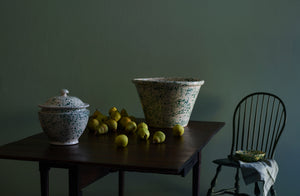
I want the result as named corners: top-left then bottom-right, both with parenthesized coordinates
top-left (191, 93), bottom-right (225, 121)
top-left (0, 110), bottom-right (41, 144)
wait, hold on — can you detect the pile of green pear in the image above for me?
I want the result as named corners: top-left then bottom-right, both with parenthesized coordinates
top-left (86, 107), bottom-right (184, 148)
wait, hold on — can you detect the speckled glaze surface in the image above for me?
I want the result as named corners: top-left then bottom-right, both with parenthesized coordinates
top-left (38, 109), bottom-right (89, 145)
top-left (132, 78), bottom-right (204, 128)
top-left (38, 89), bottom-right (90, 145)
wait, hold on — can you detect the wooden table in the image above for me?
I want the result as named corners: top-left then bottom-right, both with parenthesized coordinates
top-left (0, 120), bottom-right (224, 196)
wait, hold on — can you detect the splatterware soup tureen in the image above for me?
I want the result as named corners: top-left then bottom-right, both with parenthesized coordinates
top-left (38, 89), bottom-right (90, 145)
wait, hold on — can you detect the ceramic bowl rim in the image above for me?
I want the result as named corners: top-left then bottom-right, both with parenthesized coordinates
top-left (38, 103), bottom-right (89, 109)
top-left (132, 77), bottom-right (204, 86)
top-left (38, 109), bottom-right (89, 115)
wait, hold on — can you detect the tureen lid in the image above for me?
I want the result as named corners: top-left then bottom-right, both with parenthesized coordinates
top-left (38, 89), bottom-right (89, 109)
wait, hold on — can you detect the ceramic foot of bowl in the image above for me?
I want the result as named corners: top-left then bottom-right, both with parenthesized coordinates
top-left (49, 140), bottom-right (79, 145)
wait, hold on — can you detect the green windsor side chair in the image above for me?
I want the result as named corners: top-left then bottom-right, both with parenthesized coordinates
top-left (207, 92), bottom-right (286, 196)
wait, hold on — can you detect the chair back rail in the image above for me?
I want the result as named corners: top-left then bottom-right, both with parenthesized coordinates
top-left (230, 92), bottom-right (286, 159)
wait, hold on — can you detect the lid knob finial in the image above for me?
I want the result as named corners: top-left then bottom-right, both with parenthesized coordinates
top-left (61, 89), bottom-right (69, 97)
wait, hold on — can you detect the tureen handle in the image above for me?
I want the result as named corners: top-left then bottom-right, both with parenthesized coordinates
top-left (61, 89), bottom-right (69, 97)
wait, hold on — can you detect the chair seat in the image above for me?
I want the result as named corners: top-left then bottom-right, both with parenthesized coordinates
top-left (212, 158), bottom-right (240, 168)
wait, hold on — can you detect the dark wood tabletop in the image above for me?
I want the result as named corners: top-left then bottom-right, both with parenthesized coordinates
top-left (0, 121), bottom-right (224, 176)
top-left (0, 120), bottom-right (225, 196)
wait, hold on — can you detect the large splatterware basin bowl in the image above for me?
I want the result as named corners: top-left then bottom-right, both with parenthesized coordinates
top-left (38, 89), bottom-right (90, 145)
top-left (132, 78), bottom-right (204, 128)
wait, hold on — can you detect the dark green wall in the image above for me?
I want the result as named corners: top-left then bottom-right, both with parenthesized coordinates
top-left (0, 1), bottom-right (299, 195)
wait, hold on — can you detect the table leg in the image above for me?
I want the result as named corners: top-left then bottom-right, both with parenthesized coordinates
top-left (69, 166), bottom-right (82, 196)
top-left (39, 162), bottom-right (50, 196)
top-left (119, 170), bottom-right (124, 196)
top-left (192, 151), bottom-right (202, 196)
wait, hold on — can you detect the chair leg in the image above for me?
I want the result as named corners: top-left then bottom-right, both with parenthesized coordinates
top-left (270, 185), bottom-right (276, 196)
top-left (207, 164), bottom-right (222, 196)
top-left (254, 182), bottom-right (260, 196)
top-left (234, 168), bottom-right (240, 195)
